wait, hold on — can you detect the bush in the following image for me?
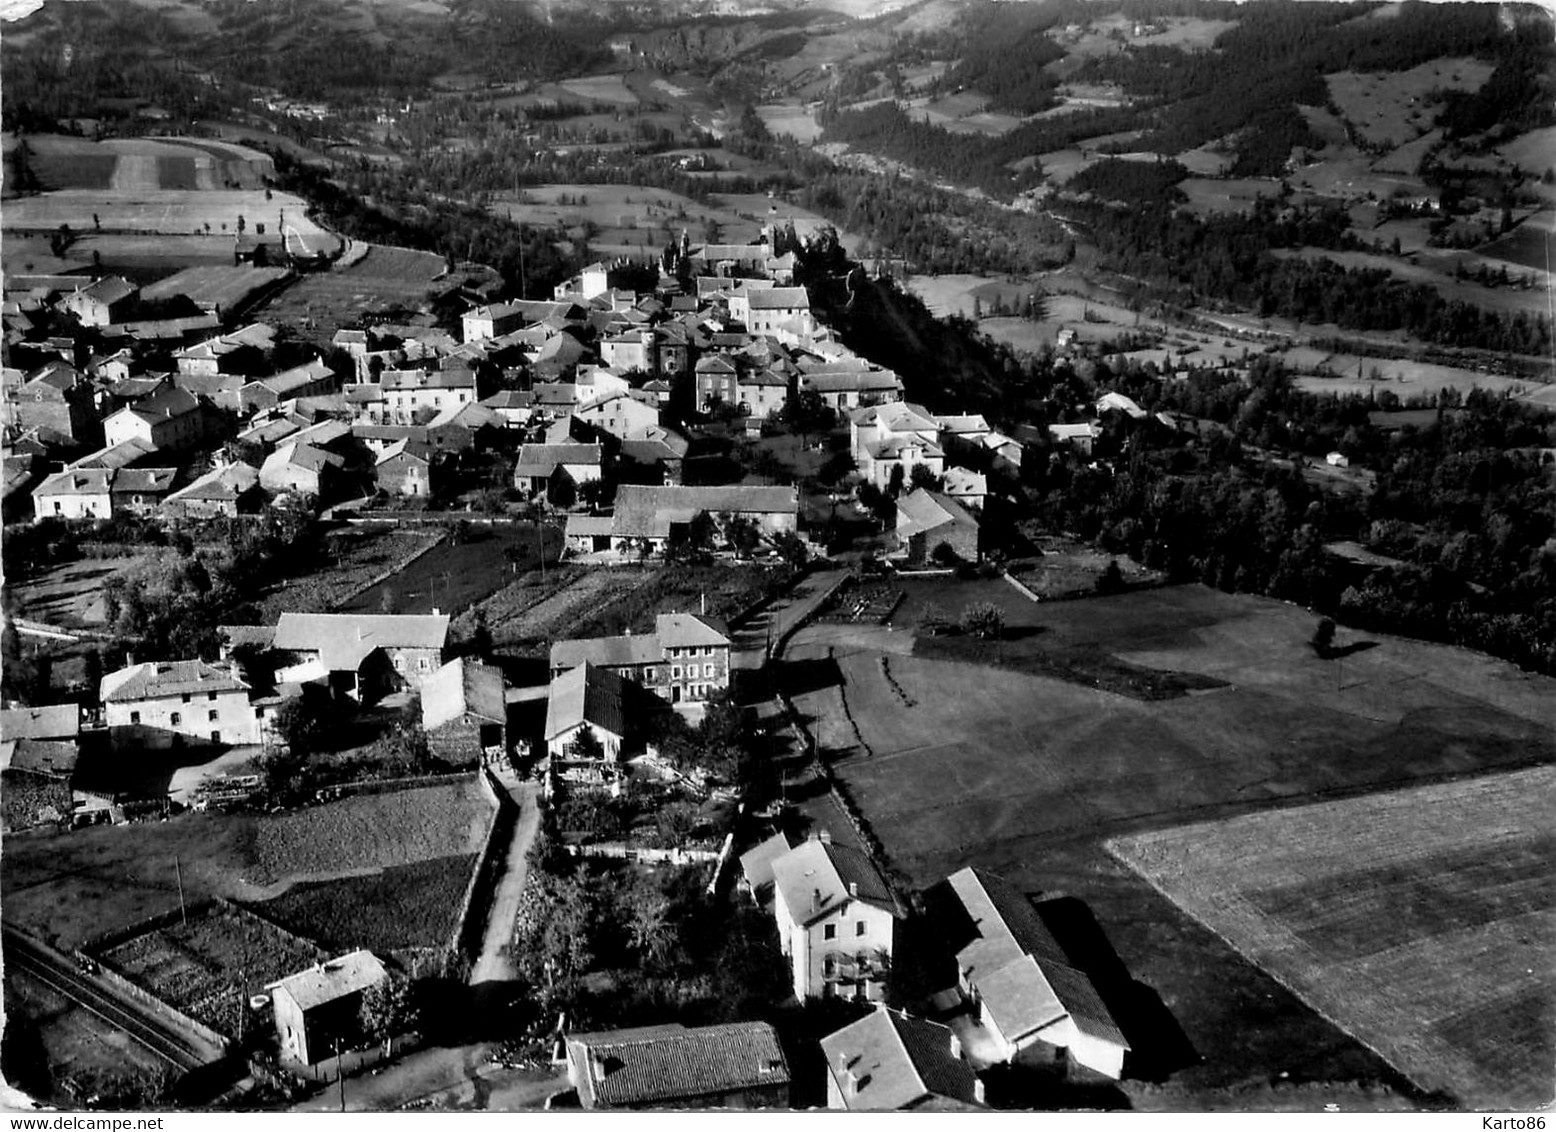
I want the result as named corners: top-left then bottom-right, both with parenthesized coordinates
top-left (1311, 616), bottom-right (1336, 657)
top-left (960, 601), bottom-right (1005, 640)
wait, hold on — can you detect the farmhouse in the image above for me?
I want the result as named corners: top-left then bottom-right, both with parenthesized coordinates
top-left (819, 1006), bottom-right (984, 1111)
top-left (574, 391), bottom-right (660, 440)
top-left (100, 659), bottom-right (261, 750)
top-left (926, 867), bottom-right (1129, 1079)
top-left (240, 359), bottom-right (337, 414)
top-left (550, 612), bottom-right (731, 707)
top-left (942, 466), bottom-right (987, 510)
top-left (161, 463), bottom-right (263, 518)
top-left (694, 355), bottom-right (739, 410)
top-left (140, 266), bottom-right (291, 323)
top-left (381, 367), bottom-right (483, 423)
top-left (270, 612), bottom-right (451, 701)
top-left (769, 834), bottom-right (904, 1002)
top-left (799, 365), bottom-right (904, 411)
top-left (269, 950), bottom-right (388, 1066)
top-left (728, 287), bottom-right (815, 343)
top-left (1048, 421), bottom-right (1101, 455)
top-left (564, 1022), bottom-right (791, 1110)
top-left (421, 657), bottom-right (507, 763)
top-left (851, 402), bottom-right (947, 490)
top-left (60, 277), bottom-right (139, 327)
top-left (737, 369), bottom-right (788, 419)
top-left (894, 489), bottom-right (980, 564)
top-left (544, 662), bottom-right (629, 763)
top-left (461, 301), bottom-right (531, 343)
top-left (31, 468), bottom-right (112, 521)
top-left (102, 386), bottom-right (215, 454)
top-left (259, 442), bottom-right (343, 499)
top-left (512, 442), bottom-right (604, 497)
top-left (605, 484), bottom-right (799, 555)
top-left (3, 364), bottom-right (101, 444)
top-left (374, 439), bottom-right (444, 498)
top-left (0, 703), bottom-right (83, 832)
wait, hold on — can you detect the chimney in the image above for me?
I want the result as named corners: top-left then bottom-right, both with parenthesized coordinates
top-left (848, 880), bottom-right (858, 898)
top-left (812, 887), bottom-right (822, 912)
top-left (819, 830), bottom-right (832, 845)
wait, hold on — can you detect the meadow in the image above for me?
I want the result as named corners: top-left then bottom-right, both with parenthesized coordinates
top-left (1270, 247), bottom-right (1551, 317)
top-left (250, 241), bottom-right (445, 342)
top-left (1324, 59), bottom-right (1494, 150)
top-left (1110, 766), bottom-right (1555, 1109)
top-left (1, 779), bottom-right (495, 951)
top-left (779, 582), bottom-right (1556, 1094)
top-left (755, 102), bottom-right (824, 145)
top-left (3, 188), bottom-right (334, 241)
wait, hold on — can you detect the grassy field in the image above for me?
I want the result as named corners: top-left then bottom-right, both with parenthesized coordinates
top-left (1270, 247), bottom-right (1550, 316)
top-left (1477, 210), bottom-right (1554, 273)
top-left (780, 582), bottom-right (1556, 1097)
top-left (257, 527), bottom-right (442, 623)
top-left (1324, 59), bottom-right (1494, 150)
top-left (1110, 766), bottom-right (1554, 1109)
top-left (6, 133), bottom-right (274, 194)
top-left (95, 902), bottom-right (322, 1039)
top-left (10, 554), bottom-right (163, 628)
top-left (558, 74), bottom-right (639, 105)
top-left (338, 522), bottom-right (563, 617)
top-left (1, 779), bottom-right (494, 951)
top-left (1291, 356), bottom-right (1547, 403)
top-left (254, 852), bottom-right (478, 955)
top-left (250, 242), bottom-right (446, 342)
top-left (1178, 178), bottom-right (1282, 218)
top-left (1496, 126), bottom-right (1556, 176)
top-left (3, 188), bottom-right (334, 240)
top-left (755, 102), bottom-right (824, 145)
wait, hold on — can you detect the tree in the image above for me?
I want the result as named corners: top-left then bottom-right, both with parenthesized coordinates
top-left (654, 800), bottom-right (699, 850)
top-left (547, 469), bottom-right (577, 510)
top-left (918, 601), bottom-right (952, 636)
top-left (1096, 558), bottom-right (1126, 594)
top-left (620, 873), bottom-right (674, 967)
top-left (931, 540), bottom-right (960, 567)
top-left (909, 463), bottom-right (941, 493)
top-left (773, 529), bottom-right (809, 570)
top-left (1311, 616), bottom-right (1336, 657)
top-left (567, 724), bottom-right (605, 762)
top-left (359, 973), bottom-right (419, 1057)
top-left (960, 601), bottom-right (1004, 640)
top-left (887, 463), bottom-right (906, 499)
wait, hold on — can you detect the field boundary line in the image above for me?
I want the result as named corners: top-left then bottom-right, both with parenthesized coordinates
top-left (1102, 836), bottom-right (1432, 1102)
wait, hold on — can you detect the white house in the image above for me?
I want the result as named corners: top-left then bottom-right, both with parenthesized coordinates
top-left (819, 1006), bottom-right (984, 1111)
top-left (928, 867), bottom-right (1129, 1079)
top-left (850, 402), bottom-right (946, 490)
top-left (574, 391), bottom-right (660, 440)
top-left (769, 834), bottom-right (904, 1002)
top-left (100, 659), bottom-right (262, 749)
top-left (380, 368), bottom-right (481, 423)
top-left (729, 287), bottom-right (814, 343)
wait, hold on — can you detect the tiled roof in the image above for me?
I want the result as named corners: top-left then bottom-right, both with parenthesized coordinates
top-left (272, 613), bottom-right (448, 672)
top-left (610, 484), bottom-right (797, 539)
top-left (248, 359), bottom-right (332, 396)
top-left (100, 659), bottom-right (248, 703)
top-left (895, 489), bottom-right (976, 543)
top-left (381, 368), bottom-right (476, 391)
top-left (514, 443), bottom-right (602, 478)
top-left (568, 1022), bottom-right (789, 1109)
top-left (0, 737), bottom-right (79, 778)
top-left (771, 837), bottom-right (900, 928)
top-left (268, 950), bottom-right (385, 1013)
top-left (800, 369), bottom-right (902, 394)
top-left (739, 831), bottom-right (791, 895)
top-left (422, 658), bottom-right (507, 729)
top-left (164, 463), bottom-right (260, 503)
top-left (655, 612), bottom-right (730, 649)
top-left (745, 286), bottom-right (810, 311)
top-left (550, 633), bottom-right (664, 671)
top-left (544, 663), bottom-right (628, 742)
top-left (819, 1007), bottom-right (979, 1111)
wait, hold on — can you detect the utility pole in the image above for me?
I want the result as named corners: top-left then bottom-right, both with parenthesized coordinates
top-left (174, 856), bottom-right (187, 927)
top-left (336, 1037), bottom-right (346, 1112)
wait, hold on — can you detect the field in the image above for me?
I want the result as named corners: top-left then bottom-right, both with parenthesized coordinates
top-left (254, 852), bottom-right (478, 954)
top-left (904, 92), bottom-right (1026, 137)
top-left (1324, 59), bottom-right (1494, 149)
top-left (1477, 210), bottom-right (1554, 273)
top-left (10, 554), bottom-right (163, 628)
top-left (95, 902), bottom-right (323, 1039)
top-left (755, 102), bottom-right (824, 145)
top-left (1496, 126), bottom-right (1556, 176)
top-left (779, 582), bottom-right (1556, 1096)
top-left (557, 74), bottom-right (638, 106)
top-left (4, 133), bottom-right (274, 193)
top-left (250, 242), bottom-right (446, 342)
top-left (2, 188), bottom-right (334, 241)
top-left (256, 527), bottom-right (441, 622)
top-left (1270, 247), bottom-right (1551, 316)
top-left (65, 234), bottom-right (239, 285)
top-left (1, 779), bottom-right (495, 951)
top-left (338, 522), bottom-right (562, 617)
top-left (1291, 354), bottom-right (1548, 403)
top-left (1110, 767), bottom-right (1555, 1109)
top-left (1178, 177), bottom-right (1282, 218)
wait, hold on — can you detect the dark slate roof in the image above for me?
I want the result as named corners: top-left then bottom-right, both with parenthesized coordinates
top-left (545, 663), bottom-right (629, 742)
top-left (568, 1022), bottom-right (789, 1109)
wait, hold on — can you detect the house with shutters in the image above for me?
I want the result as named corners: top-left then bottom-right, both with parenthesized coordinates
top-left (926, 867), bottom-right (1130, 1080)
top-left (421, 657), bottom-right (507, 764)
top-left (374, 439), bottom-right (443, 498)
top-left (819, 1006), bottom-right (984, 1111)
top-left (737, 368), bottom-right (788, 419)
top-left (269, 612), bottom-right (450, 702)
top-left (100, 658), bottom-right (262, 750)
top-left (769, 834), bottom-right (905, 1002)
top-left (850, 402), bottom-right (946, 491)
top-left (549, 612), bottom-right (731, 708)
top-left (564, 1022), bottom-right (791, 1110)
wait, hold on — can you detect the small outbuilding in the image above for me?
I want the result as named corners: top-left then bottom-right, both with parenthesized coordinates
top-left (268, 950), bottom-right (387, 1066)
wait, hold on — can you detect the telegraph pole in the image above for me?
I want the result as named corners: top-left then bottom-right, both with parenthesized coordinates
top-left (173, 856), bottom-right (187, 927)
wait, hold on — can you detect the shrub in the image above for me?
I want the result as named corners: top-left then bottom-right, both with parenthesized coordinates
top-left (960, 601), bottom-right (1005, 640)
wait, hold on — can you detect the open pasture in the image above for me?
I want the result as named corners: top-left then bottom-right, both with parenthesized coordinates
top-left (250, 241), bottom-right (445, 342)
top-left (1270, 246), bottom-right (1551, 317)
top-left (1292, 355), bottom-right (1546, 403)
top-left (7, 134), bottom-right (274, 193)
top-left (1478, 210), bottom-right (1554, 273)
top-left (95, 902), bottom-right (322, 1039)
top-left (1110, 766), bottom-right (1555, 1109)
top-left (1288, 156), bottom-right (1426, 204)
top-left (755, 102), bottom-right (824, 145)
top-left (1138, 16), bottom-right (1238, 49)
top-left (781, 582), bottom-right (1556, 1093)
top-left (1496, 126), bottom-right (1556, 176)
top-left (558, 73), bottom-right (639, 106)
top-left (9, 554), bottom-right (163, 629)
top-left (1, 779), bottom-right (494, 951)
top-left (1325, 58), bottom-right (1494, 150)
top-left (3, 188), bottom-right (333, 240)
top-left (1178, 177), bottom-right (1281, 217)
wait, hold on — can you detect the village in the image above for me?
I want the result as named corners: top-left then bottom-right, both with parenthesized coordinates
top-left (0, 214), bottom-right (1151, 1112)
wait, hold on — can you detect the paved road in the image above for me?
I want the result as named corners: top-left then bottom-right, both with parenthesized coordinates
top-left (1, 927), bottom-right (221, 1071)
top-left (469, 766), bottom-right (541, 986)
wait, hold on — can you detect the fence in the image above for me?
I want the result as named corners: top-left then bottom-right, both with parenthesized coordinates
top-left (311, 769), bottom-right (475, 803)
top-left (561, 841), bottom-right (720, 865)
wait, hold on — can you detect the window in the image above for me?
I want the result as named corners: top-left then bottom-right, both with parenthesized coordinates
top-left (418, 657), bottom-right (432, 672)
top-left (170, 712), bottom-right (182, 726)
top-left (130, 711), bottom-right (141, 725)
top-left (393, 656), bottom-right (406, 672)
top-left (208, 691), bottom-right (218, 701)
top-left (823, 923), bottom-right (836, 941)
top-left (208, 710), bottom-right (219, 722)
top-left (671, 666), bottom-right (682, 679)
top-left (856, 921), bottom-right (867, 937)
top-left (182, 693), bottom-right (192, 703)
